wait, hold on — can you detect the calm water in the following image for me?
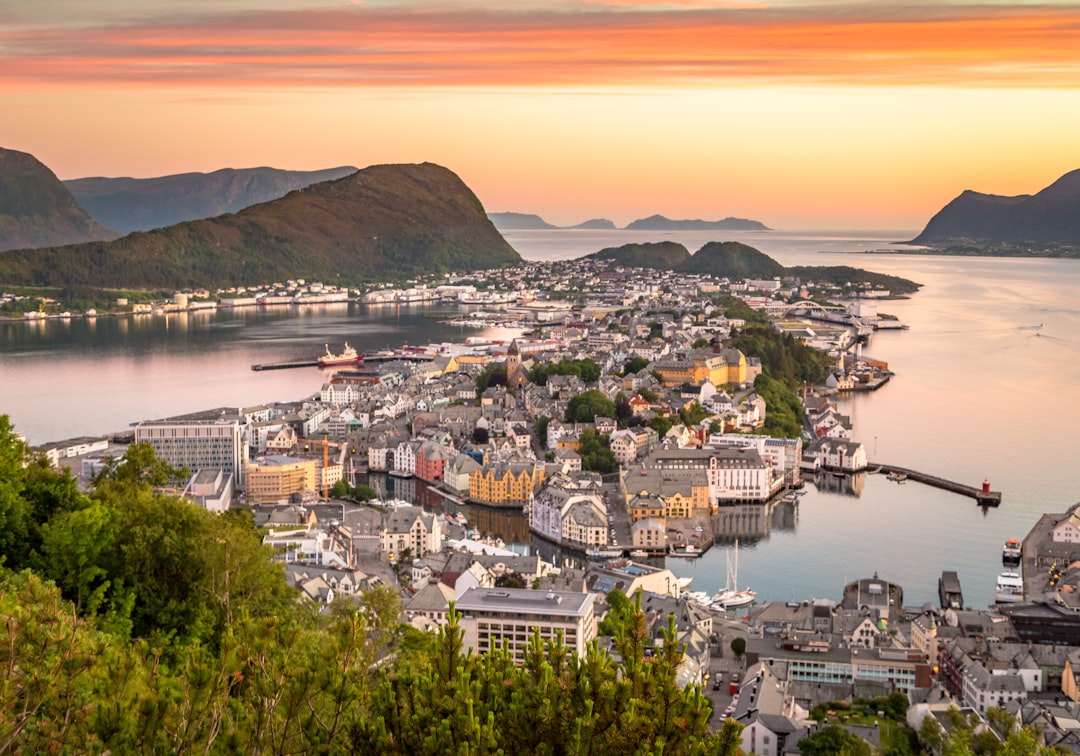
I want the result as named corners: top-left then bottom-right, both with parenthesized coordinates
top-left (3, 228), bottom-right (1079, 608)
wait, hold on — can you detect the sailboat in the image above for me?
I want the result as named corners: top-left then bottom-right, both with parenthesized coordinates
top-left (711, 540), bottom-right (756, 610)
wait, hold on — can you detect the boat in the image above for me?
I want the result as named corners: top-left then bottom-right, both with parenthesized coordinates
top-left (669, 543), bottom-right (704, 558)
top-left (939, 570), bottom-right (963, 610)
top-left (318, 342), bottom-right (363, 367)
top-left (1002, 538), bottom-right (1022, 565)
top-left (712, 540), bottom-right (756, 610)
top-left (995, 571), bottom-right (1024, 604)
top-left (886, 471), bottom-right (908, 482)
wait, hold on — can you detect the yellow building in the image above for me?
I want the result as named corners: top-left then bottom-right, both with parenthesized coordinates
top-left (245, 455), bottom-right (317, 505)
top-left (652, 348), bottom-right (747, 388)
top-left (661, 491), bottom-right (694, 519)
top-left (469, 461), bottom-right (547, 506)
top-left (625, 470), bottom-right (710, 516)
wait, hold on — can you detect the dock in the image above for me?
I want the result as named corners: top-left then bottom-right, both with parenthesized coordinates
top-left (251, 360), bottom-right (319, 371)
top-left (873, 463), bottom-right (1002, 505)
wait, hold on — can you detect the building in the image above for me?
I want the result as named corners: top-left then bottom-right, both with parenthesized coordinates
top-left (380, 505), bottom-right (442, 559)
top-left (529, 478), bottom-right (608, 550)
top-left (456, 587), bottom-right (597, 662)
top-left (644, 447), bottom-right (772, 506)
top-left (744, 635), bottom-right (932, 693)
top-left (135, 416), bottom-right (249, 486)
top-left (469, 460), bottom-right (546, 507)
top-left (244, 455), bottom-right (318, 505)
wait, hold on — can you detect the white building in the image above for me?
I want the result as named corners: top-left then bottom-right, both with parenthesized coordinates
top-left (135, 417), bottom-right (249, 486)
top-left (645, 447), bottom-right (773, 505)
top-left (380, 505), bottom-right (442, 558)
top-left (456, 587), bottom-right (598, 662)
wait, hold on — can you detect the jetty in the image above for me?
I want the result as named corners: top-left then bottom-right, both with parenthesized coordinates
top-left (251, 359), bottom-right (319, 371)
top-left (872, 463), bottom-right (1002, 505)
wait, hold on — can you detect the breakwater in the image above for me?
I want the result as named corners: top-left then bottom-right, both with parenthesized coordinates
top-left (872, 463), bottom-right (1002, 506)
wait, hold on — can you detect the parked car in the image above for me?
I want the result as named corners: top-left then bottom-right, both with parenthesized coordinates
top-left (712, 676), bottom-right (723, 690)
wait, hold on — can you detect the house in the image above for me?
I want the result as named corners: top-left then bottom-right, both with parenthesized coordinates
top-left (404, 579), bottom-right (457, 627)
top-left (529, 480), bottom-right (608, 549)
top-left (380, 506), bottom-right (442, 558)
top-left (805, 437), bottom-right (868, 473)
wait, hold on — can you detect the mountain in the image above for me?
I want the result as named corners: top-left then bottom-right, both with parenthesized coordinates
top-left (487, 213), bottom-right (616, 231)
top-left (599, 239), bottom-right (922, 294)
top-left (586, 241), bottom-right (691, 269)
top-left (674, 241), bottom-right (785, 278)
top-left (0, 163), bottom-right (521, 288)
top-left (625, 214), bottom-right (770, 231)
top-left (488, 212), bottom-right (558, 230)
top-left (65, 166), bottom-right (358, 234)
top-left (567, 219), bottom-right (617, 230)
top-left (912, 169), bottom-right (1080, 247)
top-left (0, 147), bottom-right (120, 252)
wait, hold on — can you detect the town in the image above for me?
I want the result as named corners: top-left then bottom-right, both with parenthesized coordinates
top-left (24, 255), bottom-right (1080, 754)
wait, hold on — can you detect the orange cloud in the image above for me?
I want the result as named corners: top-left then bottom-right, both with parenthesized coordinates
top-left (2, 4), bottom-right (1080, 90)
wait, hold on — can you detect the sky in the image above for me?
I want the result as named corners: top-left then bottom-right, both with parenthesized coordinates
top-left (4, 0), bottom-right (1080, 230)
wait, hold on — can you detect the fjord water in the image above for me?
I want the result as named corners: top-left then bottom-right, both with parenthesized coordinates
top-left (3, 228), bottom-right (1079, 607)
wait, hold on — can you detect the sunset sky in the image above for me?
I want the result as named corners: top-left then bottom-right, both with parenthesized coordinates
top-left (4, 0), bottom-right (1080, 229)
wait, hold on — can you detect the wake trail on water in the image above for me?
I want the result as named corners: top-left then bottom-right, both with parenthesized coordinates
top-left (1029, 332), bottom-right (1080, 348)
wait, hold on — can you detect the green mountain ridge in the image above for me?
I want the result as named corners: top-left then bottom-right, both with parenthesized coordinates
top-left (0, 147), bottom-right (120, 252)
top-left (65, 166), bottom-right (359, 234)
top-left (591, 239), bottom-right (920, 294)
top-left (586, 241), bottom-right (692, 269)
top-left (0, 162), bottom-right (521, 289)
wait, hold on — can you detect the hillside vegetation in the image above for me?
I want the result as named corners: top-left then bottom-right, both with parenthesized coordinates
top-left (0, 418), bottom-right (741, 754)
top-left (0, 163), bottom-right (521, 288)
top-left (587, 241), bottom-right (692, 269)
top-left (0, 147), bottom-right (119, 251)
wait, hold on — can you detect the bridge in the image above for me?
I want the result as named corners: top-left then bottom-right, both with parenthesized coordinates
top-left (781, 300), bottom-right (874, 337)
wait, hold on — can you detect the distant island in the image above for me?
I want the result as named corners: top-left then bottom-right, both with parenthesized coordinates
top-left (591, 240), bottom-right (920, 295)
top-left (0, 161), bottom-right (521, 288)
top-left (906, 168), bottom-right (1080, 257)
top-left (489, 211), bottom-right (769, 232)
top-left (65, 166), bottom-right (358, 234)
top-left (624, 214), bottom-right (770, 232)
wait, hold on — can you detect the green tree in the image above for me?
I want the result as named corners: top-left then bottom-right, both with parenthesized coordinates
top-left (331, 479), bottom-right (350, 498)
top-left (354, 483), bottom-right (378, 501)
top-left (534, 415), bottom-right (552, 449)
top-left (474, 364), bottom-right (508, 397)
top-left (93, 441), bottom-right (187, 489)
top-left (799, 724), bottom-right (872, 756)
top-left (623, 356), bottom-right (650, 375)
top-left (565, 390), bottom-right (616, 423)
top-left (730, 636), bottom-right (746, 659)
top-left (578, 429), bottom-right (618, 475)
top-left (919, 714), bottom-right (946, 753)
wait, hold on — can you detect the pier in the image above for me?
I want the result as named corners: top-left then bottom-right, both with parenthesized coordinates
top-left (872, 463), bottom-right (1002, 505)
top-left (251, 360), bottom-right (319, 371)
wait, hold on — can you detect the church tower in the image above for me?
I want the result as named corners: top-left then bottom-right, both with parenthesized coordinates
top-left (507, 339), bottom-right (524, 389)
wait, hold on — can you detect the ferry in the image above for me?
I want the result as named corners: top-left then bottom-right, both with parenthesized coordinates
top-left (1002, 538), bottom-right (1022, 565)
top-left (318, 342), bottom-right (363, 367)
top-left (994, 571), bottom-right (1024, 604)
